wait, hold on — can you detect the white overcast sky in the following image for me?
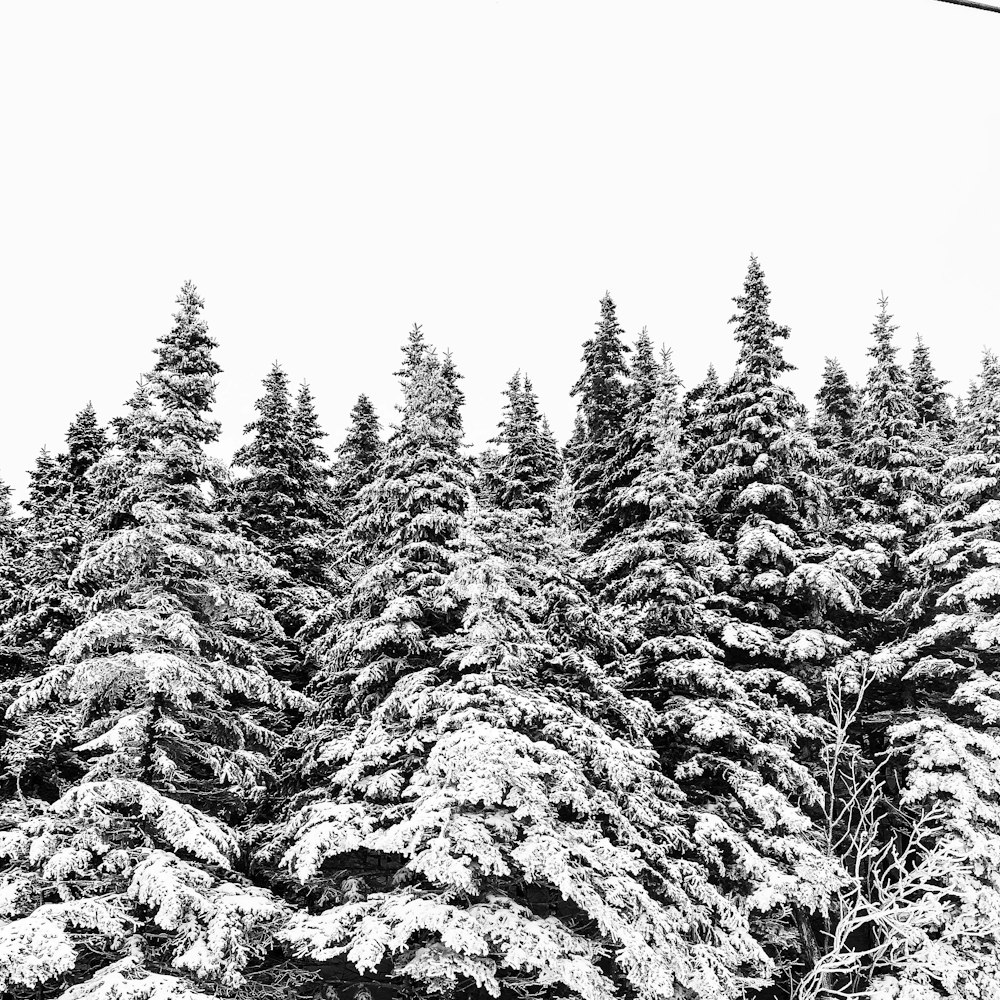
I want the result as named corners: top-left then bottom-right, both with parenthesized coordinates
top-left (1, 1), bottom-right (998, 500)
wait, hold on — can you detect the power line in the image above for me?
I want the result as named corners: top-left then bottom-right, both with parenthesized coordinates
top-left (934, 0), bottom-right (1000, 11)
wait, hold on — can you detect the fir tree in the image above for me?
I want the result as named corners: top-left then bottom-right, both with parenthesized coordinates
top-left (288, 381), bottom-right (337, 593)
top-left (588, 346), bottom-right (845, 977)
top-left (537, 413), bottom-right (563, 486)
top-left (0, 399), bottom-right (110, 676)
top-left (589, 331), bottom-right (664, 551)
top-left (569, 293), bottom-right (630, 544)
top-left (486, 372), bottom-right (559, 518)
top-left (226, 365), bottom-right (336, 643)
top-left (680, 363), bottom-right (719, 467)
top-left (229, 363), bottom-right (299, 561)
top-left (146, 280), bottom-right (221, 508)
top-left (62, 401), bottom-right (109, 493)
top-left (0, 284), bottom-right (309, 999)
top-left (332, 393), bottom-right (383, 512)
top-left (814, 357), bottom-right (857, 455)
top-left (693, 260), bottom-right (864, 637)
top-left (849, 297), bottom-right (939, 608)
top-left (909, 333), bottom-right (953, 436)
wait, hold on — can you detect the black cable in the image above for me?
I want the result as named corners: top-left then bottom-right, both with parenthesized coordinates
top-left (934, 0), bottom-right (1000, 12)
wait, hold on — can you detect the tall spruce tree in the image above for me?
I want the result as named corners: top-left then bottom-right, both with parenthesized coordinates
top-left (814, 357), bottom-right (857, 456)
top-left (693, 260), bottom-right (866, 641)
top-left (848, 298), bottom-right (939, 614)
top-left (288, 381), bottom-right (337, 595)
top-left (332, 393), bottom-right (383, 514)
top-left (909, 334), bottom-right (953, 437)
top-left (62, 402), bottom-right (109, 494)
top-left (486, 372), bottom-right (559, 518)
top-left (0, 284), bottom-right (310, 999)
top-left (569, 293), bottom-right (630, 546)
top-left (591, 329), bottom-right (662, 549)
top-left (226, 364), bottom-right (336, 644)
top-left (0, 401), bottom-right (110, 676)
top-left (146, 281), bottom-right (222, 507)
top-left (229, 363), bottom-right (299, 560)
top-left (587, 346), bottom-right (846, 980)
top-left (680, 363), bottom-right (720, 467)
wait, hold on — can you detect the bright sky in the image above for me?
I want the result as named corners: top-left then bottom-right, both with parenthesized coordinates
top-left (1, 1), bottom-right (997, 501)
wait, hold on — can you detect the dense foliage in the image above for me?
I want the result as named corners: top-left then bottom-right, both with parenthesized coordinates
top-left (0, 265), bottom-right (987, 1000)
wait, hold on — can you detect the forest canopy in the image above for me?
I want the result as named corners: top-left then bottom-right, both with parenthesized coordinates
top-left (0, 263), bottom-right (995, 1000)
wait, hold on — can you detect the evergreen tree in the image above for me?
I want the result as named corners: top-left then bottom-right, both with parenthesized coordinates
top-left (0, 399), bottom-right (110, 676)
top-left (693, 261), bottom-right (865, 639)
top-left (849, 297), bottom-right (939, 610)
top-left (440, 348), bottom-right (466, 438)
top-left (680, 363), bottom-right (719, 467)
top-left (62, 401), bottom-right (109, 493)
top-left (146, 280), bottom-right (221, 508)
top-left (288, 381), bottom-right (337, 594)
top-left (537, 413), bottom-right (563, 486)
top-left (909, 333), bottom-right (953, 436)
top-left (226, 365), bottom-right (335, 643)
top-left (332, 393), bottom-right (383, 512)
top-left (0, 284), bottom-right (309, 999)
top-left (814, 357), bottom-right (857, 455)
top-left (486, 372), bottom-right (559, 518)
top-left (588, 346), bottom-right (845, 978)
top-left (229, 363), bottom-right (299, 561)
top-left (588, 331), bottom-right (664, 552)
top-left (569, 293), bottom-right (630, 544)
top-left (0, 473), bottom-right (26, 738)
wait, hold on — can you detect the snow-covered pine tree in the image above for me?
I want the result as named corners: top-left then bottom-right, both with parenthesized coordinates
top-left (486, 372), bottom-right (560, 519)
top-left (286, 381), bottom-right (337, 599)
top-left (0, 282), bottom-right (311, 999)
top-left (589, 329), bottom-right (661, 551)
top-left (229, 363), bottom-right (299, 561)
top-left (849, 297), bottom-right (939, 612)
top-left (331, 393), bottom-right (383, 520)
top-left (909, 333), bottom-right (954, 441)
top-left (537, 413), bottom-right (563, 487)
top-left (0, 475), bottom-right (21, 642)
top-left (813, 357), bottom-right (857, 457)
top-left (440, 349), bottom-right (466, 439)
top-left (586, 345), bottom-right (845, 982)
top-left (62, 402), bottom-right (109, 494)
top-left (264, 334), bottom-right (781, 1000)
top-left (0, 401), bottom-right (111, 677)
top-left (696, 259), bottom-right (866, 656)
top-left (225, 365), bottom-right (335, 642)
top-left (680, 363), bottom-right (719, 468)
top-left (569, 293), bottom-right (630, 547)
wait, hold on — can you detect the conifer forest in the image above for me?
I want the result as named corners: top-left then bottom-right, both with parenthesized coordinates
top-left (4, 259), bottom-right (1000, 1000)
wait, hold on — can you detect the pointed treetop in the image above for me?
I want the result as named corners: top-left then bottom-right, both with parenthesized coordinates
top-left (150, 280), bottom-right (221, 448)
top-left (395, 322), bottom-right (430, 382)
top-left (730, 255), bottom-right (793, 377)
top-left (336, 393), bottom-right (383, 486)
top-left (63, 401), bottom-right (108, 483)
top-left (868, 295), bottom-right (899, 364)
top-left (629, 327), bottom-right (659, 408)
top-left (910, 333), bottom-right (952, 429)
top-left (293, 381), bottom-right (329, 465)
top-left (816, 357), bottom-right (857, 439)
